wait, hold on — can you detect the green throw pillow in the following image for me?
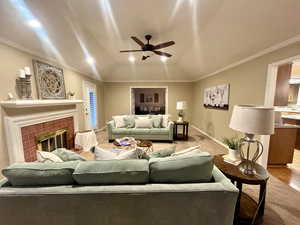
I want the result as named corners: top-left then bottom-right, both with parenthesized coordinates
top-left (2, 161), bottom-right (79, 186)
top-left (151, 115), bottom-right (162, 128)
top-left (52, 148), bottom-right (86, 162)
top-left (147, 146), bottom-right (176, 158)
top-left (124, 115), bottom-right (135, 128)
top-left (149, 153), bottom-right (213, 183)
top-left (73, 160), bottom-right (149, 185)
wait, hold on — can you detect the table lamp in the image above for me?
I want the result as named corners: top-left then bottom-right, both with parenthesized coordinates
top-left (229, 105), bottom-right (274, 175)
top-left (176, 101), bottom-right (187, 122)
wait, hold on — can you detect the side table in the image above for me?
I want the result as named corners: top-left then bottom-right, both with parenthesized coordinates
top-left (214, 154), bottom-right (269, 225)
top-left (173, 121), bottom-right (189, 140)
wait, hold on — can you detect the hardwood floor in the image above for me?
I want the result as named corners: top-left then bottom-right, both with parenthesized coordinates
top-left (268, 149), bottom-right (300, 192)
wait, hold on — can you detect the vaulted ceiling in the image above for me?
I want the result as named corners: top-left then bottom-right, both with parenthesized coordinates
top-left (1, 0), bottom-right (300, 81)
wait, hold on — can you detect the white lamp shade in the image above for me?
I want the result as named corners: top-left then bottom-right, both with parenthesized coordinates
top-left (229, 105), bottom-right (274, 135)
top-left (176, 101), bottom-right (187, 110)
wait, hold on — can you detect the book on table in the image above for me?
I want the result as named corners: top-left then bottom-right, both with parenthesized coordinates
top-left (222, 154), bottom-right (241, 166)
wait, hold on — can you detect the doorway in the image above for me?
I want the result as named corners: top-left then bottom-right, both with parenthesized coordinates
top-left (264, 56), bottom-right (300, 192)
top-left (83, 81), bottom-right (98, 130)
top-left (129, 86), bottom-right (168, 115)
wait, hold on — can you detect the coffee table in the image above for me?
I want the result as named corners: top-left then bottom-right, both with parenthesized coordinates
top-left (113, 138), bottom-right (153, 153)
top-left (214, 154), bottom-right (269, 225)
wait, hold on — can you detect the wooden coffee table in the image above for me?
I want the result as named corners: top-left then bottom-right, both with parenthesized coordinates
top-left (214, 154), bottom-right (269, 225)
top-left (113, 139), bottom-right (153, 152)
top-left (136, 140), bottom-right (153, 153)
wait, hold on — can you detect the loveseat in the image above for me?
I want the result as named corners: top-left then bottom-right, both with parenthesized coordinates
top-left (107, 115), bottom-right (174, 142)
top-left (0, 166), bottom-right (238, 225)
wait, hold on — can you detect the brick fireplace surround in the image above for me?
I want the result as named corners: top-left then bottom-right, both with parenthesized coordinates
top-left (3, 107), bottom-right (79, 164)
top-left (21, 117), bottom-right (75, 162)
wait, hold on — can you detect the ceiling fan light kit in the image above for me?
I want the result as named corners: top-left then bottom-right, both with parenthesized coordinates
top-left (120, 35), bottom-right (175, 61)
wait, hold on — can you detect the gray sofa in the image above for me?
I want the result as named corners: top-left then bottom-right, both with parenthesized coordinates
top-left (0, 166), bottom-right (238, 225)
top-left (107, 116), bottom-right (174, 142)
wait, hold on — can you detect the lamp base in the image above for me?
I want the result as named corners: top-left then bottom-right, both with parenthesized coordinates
top-left (238, 160), bottom-right (257, 175)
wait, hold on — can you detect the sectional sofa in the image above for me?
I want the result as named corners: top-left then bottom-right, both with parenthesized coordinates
top-left (0, 153), bottom-right (239, 225)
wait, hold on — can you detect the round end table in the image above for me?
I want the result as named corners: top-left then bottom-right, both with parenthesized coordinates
top-left (214, 154), bottom-right (269, 225)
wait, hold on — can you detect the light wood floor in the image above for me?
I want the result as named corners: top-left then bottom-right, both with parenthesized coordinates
top-left (268, 149), bottom-right (300, 192)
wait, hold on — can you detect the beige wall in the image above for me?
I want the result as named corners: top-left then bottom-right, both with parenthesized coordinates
top-left (103, 82), bottom-right (193, 122)
top-left (192, 41), bottom-right (300, 141)
top-left (0, 43), bottom-right (105, 171)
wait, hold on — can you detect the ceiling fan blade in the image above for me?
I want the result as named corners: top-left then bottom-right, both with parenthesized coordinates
top-left (153, 41), bottom-right (175, 50)
top-left (120, 50), bottom-right (144, 53)
top-left (153, 51), bottom-right (172, 57)
top-left (131, 36), bottom-right (145, 47)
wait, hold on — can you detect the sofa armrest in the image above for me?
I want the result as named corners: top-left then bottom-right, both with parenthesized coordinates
top-left (168, 121), bottom-right (174, 140)
top-left (106, 120), bottom-right (115, 140)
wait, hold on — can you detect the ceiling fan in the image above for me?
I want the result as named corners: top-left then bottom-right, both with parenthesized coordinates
top-left (120, 35), bottom-right (175, 60)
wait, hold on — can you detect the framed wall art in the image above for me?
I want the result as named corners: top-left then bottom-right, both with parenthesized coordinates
top-left (204, 84), bottom-right (230, 110)
top-left (33, 60), bottom-right (66, 99)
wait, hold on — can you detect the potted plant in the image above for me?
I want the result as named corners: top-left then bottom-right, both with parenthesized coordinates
top-left (222, 136), bottom-right (242, 159)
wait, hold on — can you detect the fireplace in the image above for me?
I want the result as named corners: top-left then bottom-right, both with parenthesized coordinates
top-left (3, 108), bottom-right (79, 164)
top-left (36, 128), bottom-right (68, 152)
top-left (21, 117), bottom-right (74, 161)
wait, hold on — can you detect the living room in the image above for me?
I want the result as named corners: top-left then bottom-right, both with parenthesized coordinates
top-left (0, 1), bottom-right (300, 225)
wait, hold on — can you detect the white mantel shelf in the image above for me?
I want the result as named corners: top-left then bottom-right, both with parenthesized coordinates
top-left (0, 99), bottom-right (83, 108)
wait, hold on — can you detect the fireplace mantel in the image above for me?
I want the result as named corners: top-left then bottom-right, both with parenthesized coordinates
top-left (0, 99), bottom-right (83, 108)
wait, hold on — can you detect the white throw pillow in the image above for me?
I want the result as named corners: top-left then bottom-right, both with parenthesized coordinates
top-left (161, 115), bottom-right (169, 128)
top-left (94, 147), bottom-right (118, 160)
top-left (115, 148), bottom-right (140, 160)
top-left (113, 115), bottom-right (126, 128)
top-left (171, 145), bottom-right (201, 156)
top-left (36, 151), bottom-right (64, 163)
top-left (135, 118), bottom-right (152, 128)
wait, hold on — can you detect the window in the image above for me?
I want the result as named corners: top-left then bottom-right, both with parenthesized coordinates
top-left (83, 81), bottom-right (98, 129)
top-left (89, 91), bottom-right (97, 127)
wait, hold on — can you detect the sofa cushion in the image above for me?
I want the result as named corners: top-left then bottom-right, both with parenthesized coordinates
top-left (161, 115), bottom-right (169, 128)
top-left (132, 128), bottom-right (151, 135)
top-left (115, 148), bottom-right (142, 160)
top-left (113, 115), bottom-right (127, 128)
top-left (94, 147), bottom-right (118, 160)
top-left (112, 128), bottom-right (133, 135)
top-left (151, 115), bottom-right (162, 128)
top-left (73, 160), bottom-right (149, 185)
top-left (52, 148), bottom-right (86, 161)
top-left (148, 146), bottom-right (176, 158)
top-left (149, 153), bottom-right (213, 183)
top-left (149, 128), bottom-right (169, 135)
top-left (36, 151), bottom-right (64, 163)
top-left (171, 145), bottom-right (201, 157)
top-left (135, 118), bottom-right (152, 128)
top-left (124, 115), bottom-right (135, 128)
top-left (2, 161), bottom-right (79, 186)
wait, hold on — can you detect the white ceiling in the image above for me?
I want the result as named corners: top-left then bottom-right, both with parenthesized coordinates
top-left (1, 0), bottom-right (300, 81)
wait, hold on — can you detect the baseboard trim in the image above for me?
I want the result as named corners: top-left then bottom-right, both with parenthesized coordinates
top-left (95, 126), bottom-right (106, 133)
top-left (191, 124), bottom-right (227, 149)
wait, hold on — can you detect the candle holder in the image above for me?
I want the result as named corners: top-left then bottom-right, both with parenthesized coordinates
top-left (15, 75), bottom-right (32, 99)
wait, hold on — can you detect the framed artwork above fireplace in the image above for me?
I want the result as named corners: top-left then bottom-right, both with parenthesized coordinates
top-left (130, 87), bottom-right (168, 115)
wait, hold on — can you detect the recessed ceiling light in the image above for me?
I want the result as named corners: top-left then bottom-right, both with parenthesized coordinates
top-left (27, 19), bottom-right (42, 28)
top-left (160, 56), bottom-right (168, 62)
top-left (86, 56), bottom-right (95, 64)
top-left (129, 56), bottom-right (135, 62)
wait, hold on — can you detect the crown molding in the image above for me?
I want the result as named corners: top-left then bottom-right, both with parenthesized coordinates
top-left (0, 38), bottom-right (102, 81)
top-left (193, 34), bottom-right (300, 82)
top-left (103, 80), bottom-right (193, 83)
